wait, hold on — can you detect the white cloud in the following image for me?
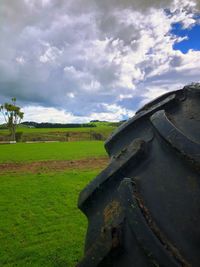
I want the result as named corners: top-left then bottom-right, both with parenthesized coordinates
top-left (0, 0), bottom-right (200, 122)
top-left (16, 56), bottom-right (25, 65)
top-left (39, 43), bottom-right (63, 63)
top-left (22, 106), bottom-right (81, 123)
top-left (88, 103), bottom-right (135, 122)
top-left (139, 86), bottom-right (170, 107)
top-left (19, 104), bottom-right (133, 123)
top-left (118, 94), bottom-right (133, 100)
top-left (170, 0), bottom-right (198, 28)
top-left (67, 92), bottom-right (75, 98)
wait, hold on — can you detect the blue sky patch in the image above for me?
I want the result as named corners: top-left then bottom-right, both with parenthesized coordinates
top-left (171, 22), bottom-right (200, 53)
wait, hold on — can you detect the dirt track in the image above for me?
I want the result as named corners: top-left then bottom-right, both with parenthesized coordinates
top-left (0, 157), bottom-right (109, 174)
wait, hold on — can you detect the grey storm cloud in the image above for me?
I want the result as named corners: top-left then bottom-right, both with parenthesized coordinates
top-left (0, 0), bottom-right (200, 122)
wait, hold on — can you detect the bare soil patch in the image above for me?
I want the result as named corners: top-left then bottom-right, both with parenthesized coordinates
top-left (0, 157), bottom-right (109, 174)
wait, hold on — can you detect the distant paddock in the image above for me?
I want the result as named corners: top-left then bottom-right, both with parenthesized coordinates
top-left (0, 126), bottom-right (116, 142)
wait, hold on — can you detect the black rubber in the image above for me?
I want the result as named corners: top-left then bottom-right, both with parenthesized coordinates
top-left (77, 84), bottom-right (200, 267)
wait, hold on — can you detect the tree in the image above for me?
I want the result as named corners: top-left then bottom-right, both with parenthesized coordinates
top-left (0, 98), bottom-right (24, 141)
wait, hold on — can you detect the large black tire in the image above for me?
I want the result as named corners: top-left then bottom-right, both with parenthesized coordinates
top-left (77, 84), bottom-right (200, 267)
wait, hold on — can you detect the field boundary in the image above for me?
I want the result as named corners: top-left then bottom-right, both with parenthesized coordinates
top-left (0, 157), bottom-right (109, 174)
top-left (0, 141), bottom-right (16, 144)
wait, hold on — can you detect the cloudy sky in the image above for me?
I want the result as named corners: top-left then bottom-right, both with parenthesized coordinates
top-left (0, 0), bottom-right (200, 123)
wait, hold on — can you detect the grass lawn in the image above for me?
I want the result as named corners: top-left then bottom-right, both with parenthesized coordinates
top-left (0, 125), bottom-right (115, 133)
top-left (0, 125), bottom-right (116, 142)
top-left (0, 141), bottom-right (107, 163)
top-left (0, 170), bottom-right (98, 267)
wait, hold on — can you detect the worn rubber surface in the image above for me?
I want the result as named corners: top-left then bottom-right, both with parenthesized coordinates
top-left (77, 84), bottom-right (200, 267)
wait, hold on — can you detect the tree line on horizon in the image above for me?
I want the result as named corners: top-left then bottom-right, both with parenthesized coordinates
top-left (0, 98), bottom-right (125, 142)
top-left (21, 121), bottom-right (97, 128)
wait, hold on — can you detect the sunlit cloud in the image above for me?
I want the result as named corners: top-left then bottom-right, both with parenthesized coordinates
top-left (0, 0), bottom-right (199, 122)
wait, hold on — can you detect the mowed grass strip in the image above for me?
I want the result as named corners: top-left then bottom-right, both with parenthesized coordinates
top-left (0, 170), bottom-right (98, 267)
top-left (0, 141), bottom-right (107, 163)
top-left (0, 126), bottom-right (115, 136)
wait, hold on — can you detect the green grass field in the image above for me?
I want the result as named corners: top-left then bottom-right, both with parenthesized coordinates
top-left (0, 126), bottom-right (113, 133)
top-left (0, 125), bottom-right (116, 142)
top-left (0, 141), bottom-right (107, 163)
top-left (0, 170), bottom-right (98, 267)
top-left (0, 141), bottom-right (107, 266)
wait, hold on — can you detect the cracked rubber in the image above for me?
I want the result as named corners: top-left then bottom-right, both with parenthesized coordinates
top-left (77, 84), bottom-right (200, 267)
